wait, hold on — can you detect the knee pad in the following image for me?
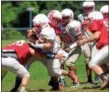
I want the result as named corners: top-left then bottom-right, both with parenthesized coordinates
top-left (85, 57), bottom-right (91, 64)
top-left (53, 68), bottom-right (63, 76)
top-left (89, 61), bottom-right (95, 69)
top-left (66, 61), bottom-right (74, 67)
top-left (18, 68), bottom-right (30, 78)
top-left (23, 72), bottom-right (30, 77)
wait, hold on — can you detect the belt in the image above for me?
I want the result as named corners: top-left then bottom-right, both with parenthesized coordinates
top-left (2, 50), bottom-right (18, 59)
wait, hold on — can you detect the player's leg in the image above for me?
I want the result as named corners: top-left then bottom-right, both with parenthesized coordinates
top-left (10, 58), bottom-right (35, 92)
top-left (89, 46), bottom-right (109, 89)
top-left (91, 45), bottom-right (100, 84)
top-left (2, 57), bottom-right (30, 92)
top-left (47, 58), bottom-right (68, 90)
top-left (65, 47), bottom-right (81, 87)
top-left (81, 43), bottom-right (93, 83)
top-left (10, 76), bottom-right (22, 92)
top-left (59, 64), bottom-right (66, 87)
top-left (46, 59), bottom-right (61, 90)
top-left (10, 56), bottom-right (42, 92)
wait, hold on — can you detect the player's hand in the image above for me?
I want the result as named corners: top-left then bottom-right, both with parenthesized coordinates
top-left (38, 36), bottom-right (46, 43)
top-left (55, 54), bottom-right (65, 60)
top-left (77, 40), bottom-right (85, 46)
top-left (65, 47), bottom-right (71, 53)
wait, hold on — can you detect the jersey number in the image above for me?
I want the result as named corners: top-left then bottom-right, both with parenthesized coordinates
top-left (9, 40), bottom-right (26, 46)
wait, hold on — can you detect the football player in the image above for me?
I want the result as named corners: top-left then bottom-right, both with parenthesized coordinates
top-left (48, 10), bottom-right (66, 86)
top-left (2, 40), bottom-right (44, 92)
top-left (78, 1), bottom-right (100, 84)
top-left (61, 8), bottom-right (91, 87)
top-left (77, 11), bottom-right (109, 89)
top-left (9, 14), bottom-right (64, 91)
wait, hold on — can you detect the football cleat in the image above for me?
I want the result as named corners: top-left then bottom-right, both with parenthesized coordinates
top-left (71, 82), bottom-right (80, 88)
top-left (100, 73), bottom-right (109, 89)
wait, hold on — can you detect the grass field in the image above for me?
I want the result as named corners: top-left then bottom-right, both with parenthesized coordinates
top-left (2, 40), bottom-right (108, 92)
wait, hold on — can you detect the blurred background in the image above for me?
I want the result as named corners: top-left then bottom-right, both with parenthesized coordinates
top-left (1, 1), bottom-right (108, 40)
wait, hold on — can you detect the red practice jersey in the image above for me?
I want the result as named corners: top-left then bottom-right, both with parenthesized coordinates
top-left (3, 40), bottom-right (32, 65)
top-left (89, 20), bottom-right (109, 49)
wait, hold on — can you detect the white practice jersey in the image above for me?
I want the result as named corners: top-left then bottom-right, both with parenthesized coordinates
top-left (62, 20), bottom-right (82, 47)
top-left (78, 14), bottom-right (86, 23)
top-left (40, 27), bottom-right (60, 53)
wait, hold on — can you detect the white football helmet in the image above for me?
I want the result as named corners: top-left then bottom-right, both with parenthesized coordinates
top-left (61, 8), bottom-right (74, 26)
top-left (83, 1), bottom-right (95, 16)
top-left (100, 5), bottom-right (109, 26)
top-left (100, 5), bottom-right (109, 20)
top-left (88, 11), bottom-right (103, 20)
top-left (100, 5), bottom-right (109, 14)
top-left (32, 14), bottom-right (49, 30)
top-left (48, 10), bottom-right (62, 28)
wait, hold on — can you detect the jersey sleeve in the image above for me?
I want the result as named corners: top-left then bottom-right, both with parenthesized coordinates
top-left (74, 22), bottom-right (82, 36)
top-left (89, 20), bottom-right (101, 33)
top-left (78, 14), bottom-right (83, 23)
top-left (74, 26), bottom-right (82, 36)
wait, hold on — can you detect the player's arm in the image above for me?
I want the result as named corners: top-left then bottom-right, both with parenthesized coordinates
top-left (30, 46), bottom-right (67, 60)
top-left (77, 31), bottom-right (100, 46)
top-left (29, 39), bottom-right (52, 51)
top-left (56, 35), bottom-right (62, 47)
top-left (77, 20), bottom-right (101, 46)
top-left (27, 28), bottom-right (37, 43)
top-left (65, 24), bottom-right (83, 52)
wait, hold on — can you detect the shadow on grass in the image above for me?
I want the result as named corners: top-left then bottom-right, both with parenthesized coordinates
top-left (80, 82), bottom-right (97, 85)
top-left (82, 85), bottom-right (100, 89)
top-left (28, 89), bottom-right (46, 92)
top-left (28, 89), bottom-right (61, 92)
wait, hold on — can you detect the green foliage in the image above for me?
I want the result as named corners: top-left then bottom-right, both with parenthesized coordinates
top-left (3, 30), bottom-right (25, 40)
top-left (2, 2), bottom-right (18, 27)
top-left (2, 1), bottom-right (39, 27)
top-left (2, 1), bottom-right (107, 28)
top-left (1, 1), bottom-right (108, 39)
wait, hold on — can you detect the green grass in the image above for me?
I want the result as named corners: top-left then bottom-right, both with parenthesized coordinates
top-left (2, 40), bottom-right (108, 92)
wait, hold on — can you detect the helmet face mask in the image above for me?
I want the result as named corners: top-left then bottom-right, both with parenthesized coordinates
top-left (83, 1), bottom-right (95, 16)
top-left (51, 16), bottom-right (62, 28)
top-left (61, 8), bottom-right (74, 26)
top-left (48, 10), bottom-right (62, 28)
top-left (83, 6), bottom-right (95, 16)
top-left (84, 18), bottom-right (92, 26)
top-left (33, 23), bottom-right (42, 33)
top-left (103, 13), bottom-right (109, 20)
top-left (62, 16), bottom-right (71, 26)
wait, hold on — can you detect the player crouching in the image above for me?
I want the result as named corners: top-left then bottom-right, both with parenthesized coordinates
top-left (2, 40), bottom-right (65, 92)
